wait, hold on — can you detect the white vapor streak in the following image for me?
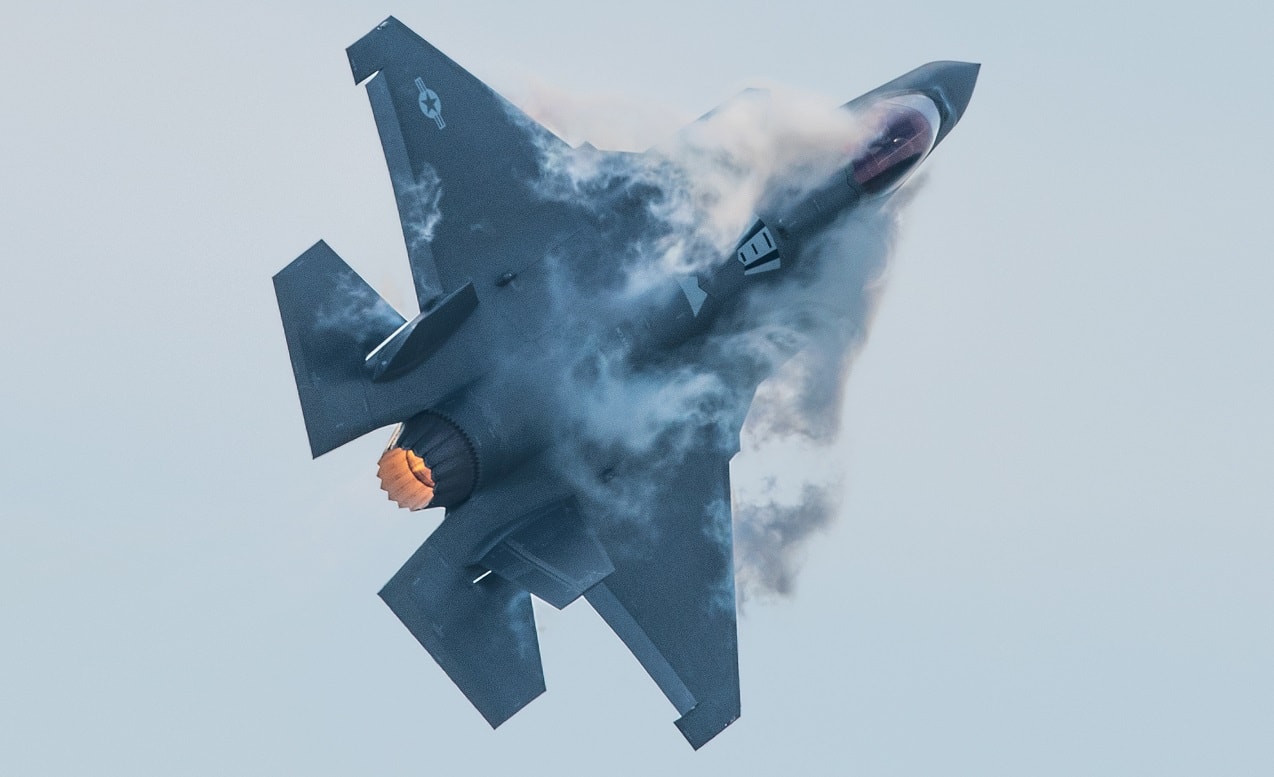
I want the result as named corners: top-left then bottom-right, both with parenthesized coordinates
top-left (519, 82), bottom-right (920, 600)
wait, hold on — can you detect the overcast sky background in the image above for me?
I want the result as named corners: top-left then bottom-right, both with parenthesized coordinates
top-left (2, 2), bottom-right (1272, 775)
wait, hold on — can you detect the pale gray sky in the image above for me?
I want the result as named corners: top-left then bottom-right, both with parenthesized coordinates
top-left (2, 2), bottom-right (1272, 775)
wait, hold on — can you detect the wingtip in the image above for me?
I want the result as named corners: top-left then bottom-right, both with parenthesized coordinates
top-left (675, 702), bottom-right (740, 750)
top-left (483, 682), bottom-right (548, 729)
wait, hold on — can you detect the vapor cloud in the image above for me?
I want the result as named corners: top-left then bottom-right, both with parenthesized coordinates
top-left (727, 196), bottom-right (911, 601)
top-left (512, 82), bottom-right (920, 601)
top-left (397, 164), bottom-right (444, 254)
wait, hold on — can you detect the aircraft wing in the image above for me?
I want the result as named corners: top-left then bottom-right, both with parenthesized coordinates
top-left (346, 18), bottom-right (588, 310)
top-left (581, 437), bottom-right (742, 749)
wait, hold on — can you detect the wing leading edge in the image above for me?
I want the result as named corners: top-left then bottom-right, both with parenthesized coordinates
top-left (346, 18), bottom-right (587, 311)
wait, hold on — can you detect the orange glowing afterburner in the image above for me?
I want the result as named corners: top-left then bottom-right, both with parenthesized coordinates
top-left (378, 446), bottom-right (435, 510)
top-left (373, 413), bottom-right (478, 511)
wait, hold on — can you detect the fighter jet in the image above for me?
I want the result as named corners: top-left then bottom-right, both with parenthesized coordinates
top-left (274, 17), bottom-right (977, 749)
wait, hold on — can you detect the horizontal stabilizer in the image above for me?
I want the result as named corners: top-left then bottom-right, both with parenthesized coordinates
top-left (380, 540), bottom-right (545, 728)
top-left (480, 500), bottom-right (614, 609)
top-left (273, 241), bottom-right (406, 457)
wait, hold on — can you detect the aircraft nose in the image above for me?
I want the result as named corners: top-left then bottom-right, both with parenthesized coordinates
top-left (842, 60), bottom-right (980, 145)
top-left (933, 61), bottom-right (980, 128)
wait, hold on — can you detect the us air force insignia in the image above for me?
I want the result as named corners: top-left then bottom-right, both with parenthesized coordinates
top-left (415, 77), bottom-right (446, 129)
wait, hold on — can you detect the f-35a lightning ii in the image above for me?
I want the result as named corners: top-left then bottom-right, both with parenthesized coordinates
top-left (274, 17), bottom-right (977, 749)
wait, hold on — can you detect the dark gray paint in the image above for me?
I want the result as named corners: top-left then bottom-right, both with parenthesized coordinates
top-left (273, 16), bottom-right (977, 749)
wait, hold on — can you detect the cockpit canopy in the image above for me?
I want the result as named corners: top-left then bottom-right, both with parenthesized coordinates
top-left (849, 94), bottom-right (941, 195)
